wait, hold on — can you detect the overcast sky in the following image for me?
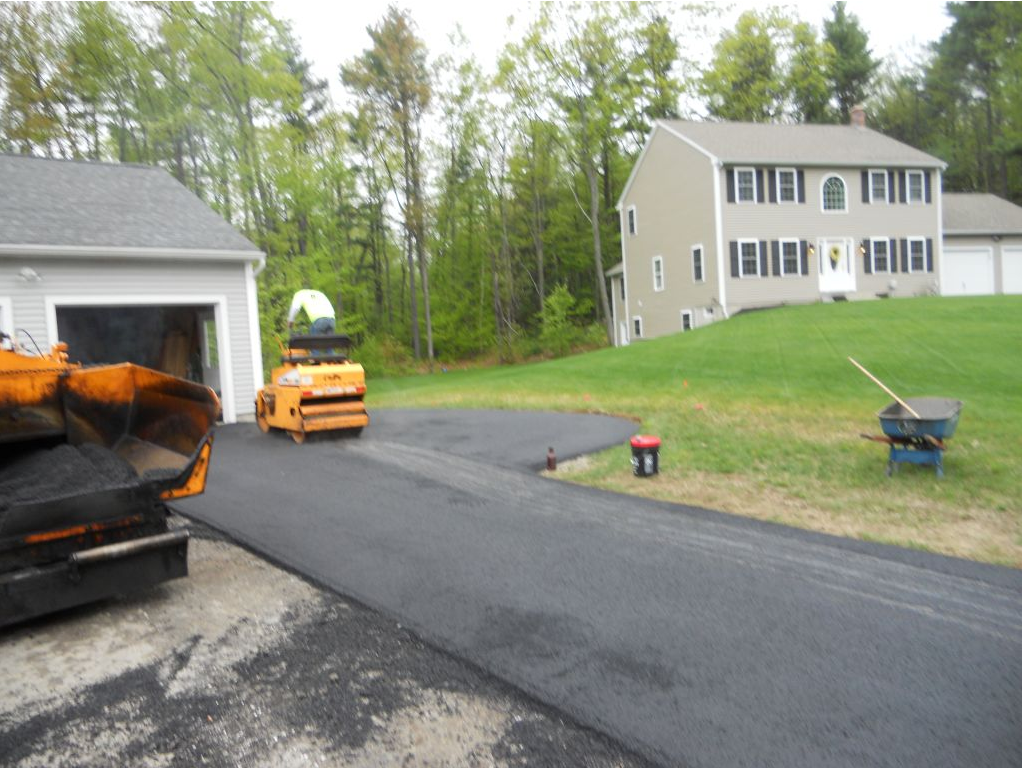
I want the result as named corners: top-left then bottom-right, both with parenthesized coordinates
top-left (274, 0), bottom-right (953, 112)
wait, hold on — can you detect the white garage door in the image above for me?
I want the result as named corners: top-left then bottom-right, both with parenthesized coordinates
top-left (1003, 247), bottom-right (1022, 294)
top-left (942, 248), bottom-right (995, 296)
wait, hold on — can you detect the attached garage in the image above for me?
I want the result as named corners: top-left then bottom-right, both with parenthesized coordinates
top-left (942, 247), bottom-right (995, 296)
top-left (1002, 247), bottom-right (1022, 294)
top-left (942, 193), bottom-right (1022, 296)
top-left (0, 155), bottom-right (264, 423)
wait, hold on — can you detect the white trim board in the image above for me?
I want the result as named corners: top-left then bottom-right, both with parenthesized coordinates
top-left (245, 261), bottom-right (265, 389)
top-left (44, 293), bottom-right (237, 423)
top-left (0, 296), bottom-right (13, 339)
top-left (0, 243), bottom-right (265, 268)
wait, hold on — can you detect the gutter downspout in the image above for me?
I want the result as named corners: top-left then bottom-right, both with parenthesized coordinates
top-left (712, 159), bottom-right (729, 319)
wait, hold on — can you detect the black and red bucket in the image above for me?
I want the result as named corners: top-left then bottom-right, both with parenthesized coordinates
top-left (630, 435), bottom-right (661, 477)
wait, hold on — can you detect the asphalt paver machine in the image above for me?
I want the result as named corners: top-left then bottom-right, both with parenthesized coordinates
top-left (0, 335), bottom-right (220, 627)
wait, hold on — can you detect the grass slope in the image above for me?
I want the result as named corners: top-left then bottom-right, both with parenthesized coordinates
top-left (369, 296), bottom-right (1022, 566)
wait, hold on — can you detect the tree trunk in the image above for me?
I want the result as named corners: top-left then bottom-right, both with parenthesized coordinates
top-left (410, 132), bottom-right (434, 370)
top-left (586, 157), bottom-right (613, 344)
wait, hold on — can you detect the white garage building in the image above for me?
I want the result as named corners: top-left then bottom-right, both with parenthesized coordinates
top-left (942, 192), bottom-right (1022, 296)
top-left (0, 155), bottom-right (265, 423)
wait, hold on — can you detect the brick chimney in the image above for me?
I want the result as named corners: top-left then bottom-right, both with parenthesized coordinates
top-left (850, 104), bottom-right (867, 128)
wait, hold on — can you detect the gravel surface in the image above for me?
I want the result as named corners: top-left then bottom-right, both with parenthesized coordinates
top-left (0, 517), bottom-right (653, 768)
top-left (0, 443), bottom-right (139, 508)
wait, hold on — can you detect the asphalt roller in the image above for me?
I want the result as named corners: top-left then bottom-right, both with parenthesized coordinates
top-left (255, 334), bottom-right (368, 444)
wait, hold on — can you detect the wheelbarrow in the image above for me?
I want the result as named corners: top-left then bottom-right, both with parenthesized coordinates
top-left (862, 398), bottom-right (963, 478)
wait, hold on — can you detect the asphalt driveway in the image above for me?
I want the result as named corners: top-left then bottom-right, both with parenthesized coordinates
top-left (175, 409), bottom-right (1022, 768)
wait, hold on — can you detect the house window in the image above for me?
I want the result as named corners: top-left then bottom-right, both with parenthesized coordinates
top-left (907, 171), bottom-right (924, 203)
top-left (822, 176), bottom-right (846, 211)
top-left (869, 170), bottom-right (888, 203)
top-left (681, 310), bottom-right (693, 331)
top-left (627, 205), bottom-right (637, 235)
top-left (633, 316), bottom-right (643, 338)
top-left (908, 237), bottom-right (925, 272)
top-left (870, 238), bottom-right (891, 273)
top-left (740, 240), bottom-right (760, 277)
top-left (692, 245), bottom-right (704, 283)
top-left (777, 169), bottom-right (797, 203)
top-left (735, 168), bottom-right (756, 202)
top-left (780, 239), bottom-right (800, 275)
top-left (619, 276), bottom-right (626, 301)
top-left (652, 256), bottom-right (664, 292)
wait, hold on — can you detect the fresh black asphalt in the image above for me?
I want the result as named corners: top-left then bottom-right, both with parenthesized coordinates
top-left (175, 409), bottom-right (1022, 768)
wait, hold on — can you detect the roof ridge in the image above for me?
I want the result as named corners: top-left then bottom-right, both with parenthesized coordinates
top-left (0, 152), bottom-right (159, 172)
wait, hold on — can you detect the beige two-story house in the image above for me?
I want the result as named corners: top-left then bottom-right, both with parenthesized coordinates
top-left (611, 114), bottom-right (946, 345)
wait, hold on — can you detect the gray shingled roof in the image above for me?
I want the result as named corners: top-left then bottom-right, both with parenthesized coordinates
top-left (0, 154), bottom-right (259, 252)
top-left (943, 192), bottom-right (1022, 235)
top-left (660, 120), bottom-right (945, 168)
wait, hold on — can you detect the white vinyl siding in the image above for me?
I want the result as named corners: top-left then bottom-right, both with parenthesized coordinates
top-left (821, 175), bottom-right (847, 212)
top-left (0, 257), bottom-right (258, 422)
top-left (869, 170), bottom-right (888, 204)
top-left (652, 255), bottom-right (664, 291)
top-left (870, 237), bottom-right (892, 273)
top-left (735, 167), bottom-right (756, 203)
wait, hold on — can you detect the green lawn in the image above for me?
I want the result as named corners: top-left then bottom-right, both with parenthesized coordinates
top-left (368, 296), bottom-right (1022, 566)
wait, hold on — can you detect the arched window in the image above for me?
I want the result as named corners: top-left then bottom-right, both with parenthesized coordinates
top-left (822, 176), bottom-right (846, 211)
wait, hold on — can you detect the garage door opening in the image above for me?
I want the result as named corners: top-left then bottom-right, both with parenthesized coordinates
top-left (942, 248), bottom-right (994, 296)
top-left (56, 305), bottom-right (221, 398)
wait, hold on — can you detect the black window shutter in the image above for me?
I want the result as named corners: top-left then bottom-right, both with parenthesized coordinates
top-left (759, 240), bottom-right (768, 275)
top-left (900, 239), bottom-right (908, 271)
top-left (899, 171), bottom-right (907, 203)
top-left (768, 170), bottom-right (777, 203)
top-left (800, 240), bottom-right (809, 275)
top-left (861, 171), bottom-right (870, 203)
top-left (771, 240), bottom-right (780, 275)
top-left (756, 169), bottom-right (765, 203)
top-left (730, 241), bottom-right (739, 277)
top-left (726, 170), bottom-right (735, 203)
top-left (924, 172), bottom-right (932, 203)
top-left (926, 238), bottom-right (934, 271)
top-left (887, 171), bottom-right (896, 203)
top-left (797, 170), bottom-right (805, 203)
top-left (863, 240), bottom-right (872, 273)
top-left (891, 238), bottom-right (900, 272)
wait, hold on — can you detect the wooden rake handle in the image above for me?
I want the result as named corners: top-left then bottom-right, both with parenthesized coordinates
top-left (847, 357), bottom-right (921, 419)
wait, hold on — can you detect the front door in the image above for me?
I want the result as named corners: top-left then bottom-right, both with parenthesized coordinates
top-left (818, 238), bottom-right (856, 294)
